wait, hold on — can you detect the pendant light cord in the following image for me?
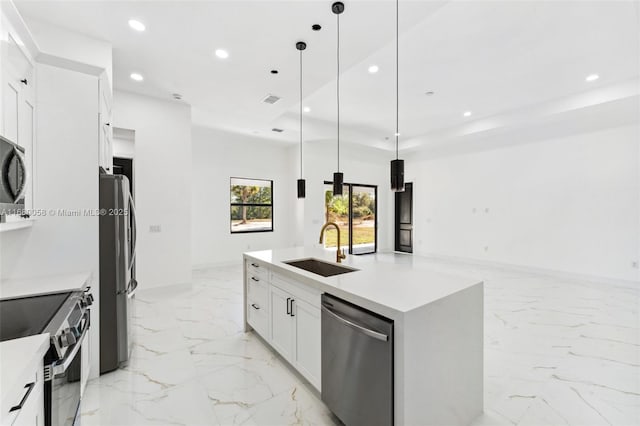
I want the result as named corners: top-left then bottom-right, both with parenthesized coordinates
top-left (336, 12), bottom-right (341, 172)
top-left (395, 0), bottom-right (399, 161)
top-left (300, 48), bottom-right (303, 179)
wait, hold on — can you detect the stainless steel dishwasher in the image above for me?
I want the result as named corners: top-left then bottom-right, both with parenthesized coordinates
top-left (321, 293), bottom-right (394, 426)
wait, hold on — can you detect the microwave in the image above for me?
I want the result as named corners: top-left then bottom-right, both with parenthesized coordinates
top-left (0, 134), bottom-right (27, 216)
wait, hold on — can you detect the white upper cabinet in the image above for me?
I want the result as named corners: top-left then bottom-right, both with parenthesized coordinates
top-left (1, 5), bottom-right (37, 210)
top-left (98, 73), bottom-right (112, 173)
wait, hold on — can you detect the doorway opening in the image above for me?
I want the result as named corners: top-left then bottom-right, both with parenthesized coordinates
top-left (323, 182), bottom-right (377, 255)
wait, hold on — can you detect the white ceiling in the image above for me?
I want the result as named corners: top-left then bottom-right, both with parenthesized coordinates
top-left (15, 0), bottom-right (640, 152)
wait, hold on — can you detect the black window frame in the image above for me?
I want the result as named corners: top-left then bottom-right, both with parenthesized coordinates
top-left (230, 177), bottom-right (274, 234)
top-left (323, 181), bottom-right (378, 255)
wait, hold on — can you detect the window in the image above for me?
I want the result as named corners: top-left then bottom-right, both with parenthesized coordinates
top-left (324, 182), bottom-right (377, 254)
top-left (230, 178), bottom-right (273, 233)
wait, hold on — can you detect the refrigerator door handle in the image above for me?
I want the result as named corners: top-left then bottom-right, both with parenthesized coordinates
top-left (126, 279), bottom-right (138, 299)
top-left (128, 193), bottom-right (137, 270)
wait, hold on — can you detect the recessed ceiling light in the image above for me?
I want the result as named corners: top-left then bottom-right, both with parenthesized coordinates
top-left (303, 107), bottom-right (311, 113)
top-left (128, 19), bottom-right (145, 32)
top-left (215, 49), bottom-right (229, 59)
top-left (130, 73), bottom-right (143, 82)
top-left (585, 74), bottom-right (599, 82)
top-left (463, 111), bottom-right (472, 117)
top-left (368, 65), bottom-right (379, 74)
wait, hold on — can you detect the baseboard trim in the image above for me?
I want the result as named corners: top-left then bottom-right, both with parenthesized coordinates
top-left (417, 252), bottom-right (640, 290)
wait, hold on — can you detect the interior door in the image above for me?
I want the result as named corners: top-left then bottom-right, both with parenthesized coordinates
top-left (395, 182), bottom-right (413, 253)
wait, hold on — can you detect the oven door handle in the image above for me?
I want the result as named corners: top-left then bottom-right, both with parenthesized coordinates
top-left (50, 313), bottom-right (90, 377)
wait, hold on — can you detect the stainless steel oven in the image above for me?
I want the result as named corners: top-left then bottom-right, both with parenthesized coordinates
top-left (44, 298), bottom-right (90, 426)
top-left (0, 287), bottom-right (93, 426)
top-left (0, 288), bottom-right (93, 426)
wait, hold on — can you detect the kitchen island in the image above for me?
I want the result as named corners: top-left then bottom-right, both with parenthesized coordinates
top-left (243, 247), bottom-right (483, 426)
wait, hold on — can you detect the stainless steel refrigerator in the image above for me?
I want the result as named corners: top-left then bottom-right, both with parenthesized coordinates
top-left (99, 171), bottom-right (137, 374)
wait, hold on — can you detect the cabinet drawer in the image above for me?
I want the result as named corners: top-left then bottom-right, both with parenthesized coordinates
top-left (247, 298), bottom-right (268, 336)
top-left (247, 276), bottom-right (268, 308)
top-left (246, 259), bottom-right (269, 279)
top-left (272, 272), bottom-right (321, 306)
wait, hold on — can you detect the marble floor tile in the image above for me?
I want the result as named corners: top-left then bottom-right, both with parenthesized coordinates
top-left (80, 260), bottom-right (639, 425)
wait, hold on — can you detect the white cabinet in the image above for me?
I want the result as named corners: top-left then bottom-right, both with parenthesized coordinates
top-left (269, 284), bottom-right (295, 360)
top-left (3, 361), bottom-right (44, 426)
top-left (244, 260), bottom-right (322, 390)
top-left (80, 331), bottom-right (91, 397)
top-left (293, 297), bottom-right (321, 388)
top-left (98, 74), bottom-right (113, 173)
top-left (1, 7), bottom-right (36, 209)
top-left (268, 281), bottom-right (321, 389)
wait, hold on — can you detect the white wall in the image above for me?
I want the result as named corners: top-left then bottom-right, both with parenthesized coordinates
top-left (0, 63), bottom-right (101, 374)
top-left (113, 91), bottom-right (192, 288)
top-left (191, 126), bottom-right (297, 266)
top-left (405, 124), bottom-right (640, 282)
top-left (112, 131), bottom-right (135, 159)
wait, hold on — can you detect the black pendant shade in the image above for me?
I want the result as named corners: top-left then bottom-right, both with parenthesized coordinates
top-left (296, 41), bottom-right (307, 199)
top-left (333, 172), bottom-right (344, 195)
top-left (297, 179), bottom-right (306, 198)
top-left (390, 159), bottom-right (405, 192)
top-left (389, 0), bottom-right (406, 192)
top-left (331, 2), bottom-right (345, 198)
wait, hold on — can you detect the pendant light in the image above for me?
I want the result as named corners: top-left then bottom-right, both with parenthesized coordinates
top-left (296, 41), bottom-right (307, 198)
top-left (390, 0), bottom-right (405, 192)
top-left (332, 1), bottom-right (345, 196)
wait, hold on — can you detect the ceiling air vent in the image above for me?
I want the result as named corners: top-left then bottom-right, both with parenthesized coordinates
top-left (262, 94), bottom-right (281, 104)
top-left (272, 128), bottom-right (284, 133)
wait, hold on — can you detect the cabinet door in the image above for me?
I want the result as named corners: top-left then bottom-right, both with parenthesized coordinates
top-left (11, 366), bottom-right (44, 426)
top-left (294, 298), bottom-right (321, 389)
top-left (81, 336), bottom-right (90, 397)
top-left (269, 285), bottom-right (294, 361)
top-left (2, 29), bottom-right (35, 209)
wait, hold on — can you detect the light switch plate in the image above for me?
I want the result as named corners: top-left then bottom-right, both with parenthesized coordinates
top-left (149, 225), bottom-right (161, 233)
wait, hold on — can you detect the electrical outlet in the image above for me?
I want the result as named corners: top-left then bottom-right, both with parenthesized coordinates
top-left (149, 225), bottom-right (161, 233)
top-left (484, 246), bottom-right (489, 252)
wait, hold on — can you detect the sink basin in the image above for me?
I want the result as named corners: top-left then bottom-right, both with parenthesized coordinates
top-left (283, 258), bottom-right (358, 277)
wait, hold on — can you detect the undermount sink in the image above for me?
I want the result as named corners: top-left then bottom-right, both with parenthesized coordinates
top-left (283, 258), bottom-right (358, 277)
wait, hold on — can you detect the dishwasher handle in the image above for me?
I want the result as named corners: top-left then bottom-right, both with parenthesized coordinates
top-left (321, 304), bottom-right (388, 342)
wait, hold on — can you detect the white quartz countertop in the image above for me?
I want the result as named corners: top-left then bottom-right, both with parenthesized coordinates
top-left (0, 334), bottom-right (50, 414)
top-left (244, 247), bottom-right (482, 315)
top-left (0, 272), bottom-right (92, 300)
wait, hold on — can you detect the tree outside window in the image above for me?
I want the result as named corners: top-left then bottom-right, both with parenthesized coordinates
top-left (230, 178), bottom-right (273, 233)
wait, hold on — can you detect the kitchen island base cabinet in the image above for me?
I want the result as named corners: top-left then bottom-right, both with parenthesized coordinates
top-left (244, 248), bottom-right (484, 426)
top-left (269, 285), bottom-right (295, 361)
top-left (243, 260), bottom-right (321, 390)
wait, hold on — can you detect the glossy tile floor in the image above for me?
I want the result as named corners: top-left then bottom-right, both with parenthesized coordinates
top-left (79, 260), bottom-right (640, 425)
